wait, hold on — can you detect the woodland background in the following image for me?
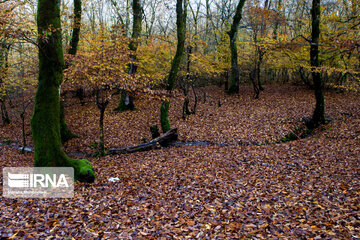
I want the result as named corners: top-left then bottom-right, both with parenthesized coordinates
top-left (0, 0), bottom-right (359, 239)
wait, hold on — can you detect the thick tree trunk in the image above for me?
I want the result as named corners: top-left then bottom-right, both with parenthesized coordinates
top-left (310, 0), bottom-right (325, 127)
top-left (227, 0), bottom-right (247, 94)
top-left (31, 0), bottom-right (95, 182)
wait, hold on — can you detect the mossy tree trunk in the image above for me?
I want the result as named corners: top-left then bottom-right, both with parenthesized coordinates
top-left (310, 0), bottom-right (325, 128)
top-left (31, 0), bottom-right (95, 182)
top-left (166, 0), bottom-right (187, 91)
top-left (160, 101), bottom-right (170, 133)
top-left (227, 0), bottom-right (247, 94)
top-left (161, 0), bottom-right (187, 131)
top-left (60, 0), bottom-right (82, 143)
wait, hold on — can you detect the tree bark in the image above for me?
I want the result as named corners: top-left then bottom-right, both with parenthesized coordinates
top-left (60, 0), bottom-right (82, 143)
top-left (68, 0), bottom-right (81, 55)
top-left (310, 0), bottom-right (325, 127)
top-left (0, 99), bottom-right (10, 125)
top-left (60, 100), bottom-right (78, 143)
top-left (160, 101), bottom-right (170, 133)
top-left (161, 0), bottom-right (187, 133)
top-left (0, 45), bottom-right (10, 125)
top-left (96, 89), bottom-right (110, 156)
top-left (128, 0), bottom-right (142, 74)
top-left (109, 128), bottom-right (178, 154)
top-left (227, 0), bottom-right (247, 94)
top-left (166, 0), bottom-right (187, 91)
top-left (31, 0), bottom-right (95, 182)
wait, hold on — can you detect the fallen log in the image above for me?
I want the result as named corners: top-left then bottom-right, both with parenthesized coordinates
top-left (108, 128), bottom-right (178, 154)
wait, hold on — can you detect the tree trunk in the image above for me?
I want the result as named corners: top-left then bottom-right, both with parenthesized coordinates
top-left (161, 0), bottom-right (187, 132)
top-left (109, 128), bottom-right (178, 154)
top-left (273, 0), bottom-right (282, 40)
top-left (31, 0), bottom-right (95, 182)
top-left (60, 0), bottom-right (82, 143)
top-left (60, 100), bottom-right (78, 143)
top-left (310, 0), bottom-right (325, 127)
top-left (0, 99), bottom-right (10, 125)
top-left (99, 107), bottom-right (105, 156)
top-left (0, 45), bottom-right (10, 125)
top-left (227, 0), bottom-right (247, 94)
top-left (128, 0), bottom-right (142, 74)
top-left (20, 110), bottom-right (26, 154)
top-left (166, 0), bottom-right (187, 91)
top-left (68, 0), bottom-right (81, 55)
top-left (96, 89), bottom-right (109, 156)
top-left (114, 89), bottom-right (134, 112)
top-left (160, 101), bottom-right (170, 133)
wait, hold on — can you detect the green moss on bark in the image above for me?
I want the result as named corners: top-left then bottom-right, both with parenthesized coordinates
top-left (160, 101), bottom-right (170, 133)
top-left (227, 0), bottom-right (246, 95)
top-left (166, 0), bottom-right (187, 91)
top-left (32, 0), bottom-right (94, 182)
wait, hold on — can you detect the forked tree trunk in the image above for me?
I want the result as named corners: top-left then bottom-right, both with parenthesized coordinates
top-left (310, 0), bottom-right (325, 127)
top-left (227, 0), bottom-right (247, 94)
top-left (31, 0), bottom-right (95, 182)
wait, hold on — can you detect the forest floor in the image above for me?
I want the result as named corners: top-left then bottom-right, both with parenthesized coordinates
top-left (0, 85), bottom-right (359, 239)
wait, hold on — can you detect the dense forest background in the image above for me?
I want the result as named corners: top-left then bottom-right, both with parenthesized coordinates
top-left (0, 0), bottom-right (359, 238)
top-left (1, 0), bottom-right (359, 100)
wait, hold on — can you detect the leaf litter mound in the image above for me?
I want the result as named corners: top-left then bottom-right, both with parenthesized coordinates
top-left (0, 85), bottom-right (359, 239)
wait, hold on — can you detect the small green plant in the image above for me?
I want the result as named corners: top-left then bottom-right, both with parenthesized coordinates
top-left (150, 125), bottom-right (160, 139)
top-left (276, 125), bottom-right (312, 144)
top-left (2, 139), bottom-right (12, 144)
top-left (90, 142), bottom-right (98, 149)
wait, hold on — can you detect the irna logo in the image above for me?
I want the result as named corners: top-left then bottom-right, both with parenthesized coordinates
top-left (3, 167), bottom-right (74, 198)
top-left (7, 173), bottom-right (69, 188)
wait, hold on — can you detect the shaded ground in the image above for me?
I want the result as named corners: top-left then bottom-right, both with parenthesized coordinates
top-left (0, 85), bottom-right (359, 239)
